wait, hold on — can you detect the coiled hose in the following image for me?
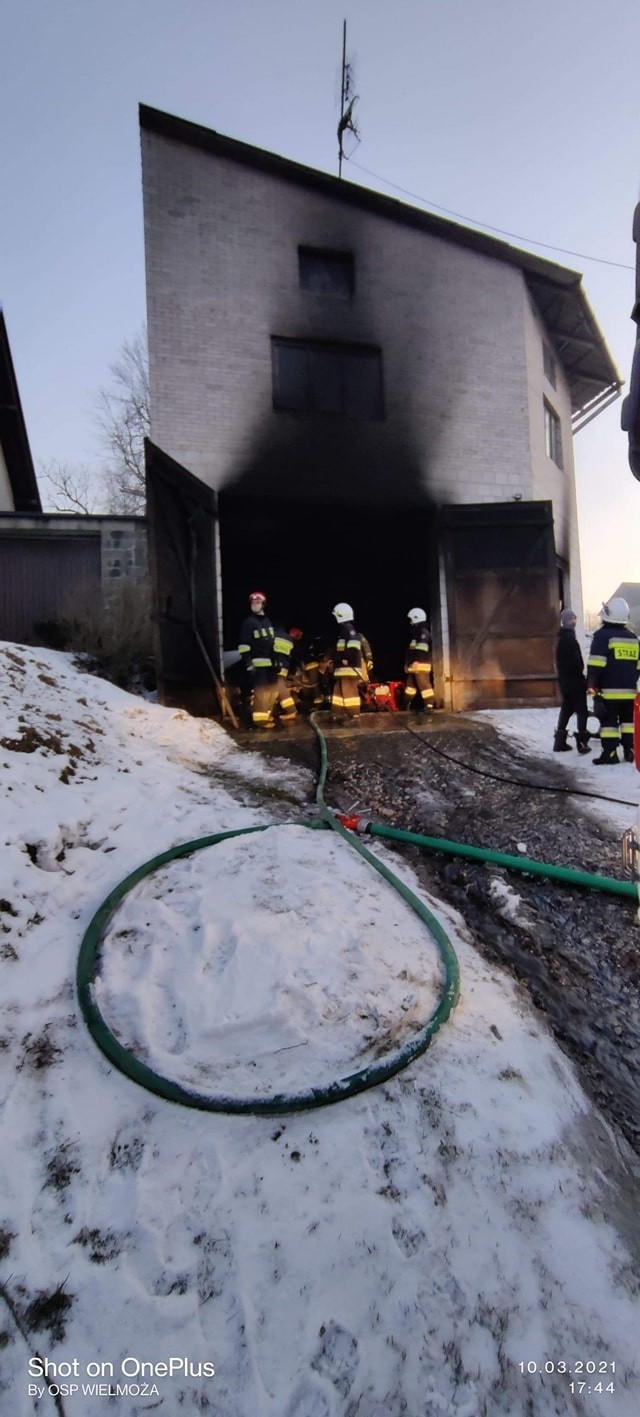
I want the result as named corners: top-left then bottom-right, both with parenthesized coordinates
top-left (76, 716), bottom-right (461, 1115)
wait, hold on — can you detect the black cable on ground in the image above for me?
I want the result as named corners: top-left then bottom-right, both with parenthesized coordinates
top-left (402, 721), bottom-right (639, 809)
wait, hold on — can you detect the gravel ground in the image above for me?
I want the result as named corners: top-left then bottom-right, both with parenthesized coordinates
top-left (244, 713), bottom-right (640, 1156)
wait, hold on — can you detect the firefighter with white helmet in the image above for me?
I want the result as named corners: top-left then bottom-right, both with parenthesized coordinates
top-left (587, 597), bottom-right (639, 763)
top-left (404, 608), bottom-right (434, 713)
top-left (330, 603), bottom-right (365, 721)
top-left (238, 591), bottom-right (278, 729)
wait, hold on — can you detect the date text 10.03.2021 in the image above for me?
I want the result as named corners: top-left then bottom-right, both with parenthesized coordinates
top-left (518, 1360), bottom-right (615, 1394)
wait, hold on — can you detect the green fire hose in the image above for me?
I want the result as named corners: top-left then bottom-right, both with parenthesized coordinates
top-left (76, 716), bottom-right (461, 1115)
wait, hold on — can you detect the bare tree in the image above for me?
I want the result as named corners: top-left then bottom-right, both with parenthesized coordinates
top-left (39, 459), bottom-right (106, 514)
top-left (94, 326), bottom-right (150, 514)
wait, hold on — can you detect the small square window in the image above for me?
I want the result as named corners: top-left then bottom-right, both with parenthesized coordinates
top-left (543, 343), bottom-right (556, 388)
top-left (298, 248), bottom-right (355, 298)
top-left (544, 399), bottom-right (563, 469)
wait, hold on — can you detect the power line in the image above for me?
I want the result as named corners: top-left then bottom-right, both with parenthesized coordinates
top-left (346, 157), bottom-right (634, 272)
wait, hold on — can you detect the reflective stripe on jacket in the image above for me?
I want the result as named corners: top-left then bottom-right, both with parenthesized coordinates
top-left (587, 624), bottom-right (639, 700)
top-left (238, 613), bottom-right (275, 670)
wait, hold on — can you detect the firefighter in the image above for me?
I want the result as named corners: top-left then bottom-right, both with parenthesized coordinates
top-left (404, 608), bottom-right (434, 712)
top-left (272, 625), bottom-right (298, 722)
top-left (238, 591), bottom-right (277, 729)
top-left (586, 597), bottom-right (640, 764)
top-left (330, 603), bottom-right (365, 721)
top-left (553, 608), bottom-right (590, 754)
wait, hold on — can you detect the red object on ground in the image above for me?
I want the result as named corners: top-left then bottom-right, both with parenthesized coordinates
top-left (337, 814), bottom-right (361, 832)
top-left (635, 693), bottom-right (640, 771)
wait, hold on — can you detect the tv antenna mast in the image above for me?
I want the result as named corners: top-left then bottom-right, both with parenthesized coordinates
top-left (337, 19), bottom-right (360, 178)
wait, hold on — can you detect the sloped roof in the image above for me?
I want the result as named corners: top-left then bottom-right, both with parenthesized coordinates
top-left (140, 104), bottom-right (622, 424)
top-left (0, 310), bottom-right (41, 512)
top-left (610, 582), bottom-right (640, 608)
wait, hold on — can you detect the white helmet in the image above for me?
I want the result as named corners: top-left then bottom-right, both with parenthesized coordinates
top-left (601, 597), bottom-right (629, 623)
top-left (332, 602), bottom-right (353, 623)
top-left (408, 607), bottom-right (426, 625)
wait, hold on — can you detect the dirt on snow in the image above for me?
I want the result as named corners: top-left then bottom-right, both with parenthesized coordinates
top-left (243, 712), bottom-right (640, 1157)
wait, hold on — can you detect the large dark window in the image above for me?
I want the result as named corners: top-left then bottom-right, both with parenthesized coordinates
top-left (272, 339), bottom-right (383, 420)
top-left (298, 247), bottom-right (354, 298)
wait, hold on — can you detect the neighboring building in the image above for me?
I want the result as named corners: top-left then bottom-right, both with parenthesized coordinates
top-left (140, 104), bottom-right (621, 710)
top-left (0, 312), bottom-right (148, 648)
top-left (0, 309), bottom-right (41, 513)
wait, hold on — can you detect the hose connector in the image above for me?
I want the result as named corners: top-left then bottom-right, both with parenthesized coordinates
top-left (336, 813), bottom-right (370, 834)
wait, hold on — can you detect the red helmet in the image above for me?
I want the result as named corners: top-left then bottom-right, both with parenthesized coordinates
top-left (288, 626), bottom-right (303, 641)
top-left (249, 590), bottom-right (267, 603)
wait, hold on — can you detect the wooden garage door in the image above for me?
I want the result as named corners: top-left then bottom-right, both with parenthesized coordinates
top-left (442, 501), bottom-right (558, 711)
top-left (0, 534), bottom-right (101, 644)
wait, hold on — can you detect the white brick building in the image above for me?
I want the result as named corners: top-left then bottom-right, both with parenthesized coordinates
top-left (140, 105), bottom-right (620, 710)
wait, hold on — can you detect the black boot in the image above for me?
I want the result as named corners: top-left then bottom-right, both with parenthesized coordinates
top-left (623, 744), bottom-right (635, 763)
top-left (593, 745), bottom-right (620, 765)
top-left (553, 730), bottom-right (572, 752)
top-left (574, 733), bottom-right (591, 756)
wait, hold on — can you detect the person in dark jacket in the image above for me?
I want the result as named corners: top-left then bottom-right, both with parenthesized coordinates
top-left (238, 591), bottom-right (277, 729)
top-left (554, 608), bottom-right (589, 753)
top-left (587, 597), bottom-right (639, 763)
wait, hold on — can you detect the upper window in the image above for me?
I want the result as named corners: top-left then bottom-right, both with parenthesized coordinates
top-left (544, 399), bottom-right (563, 469)
top-left (298, 248), bottom-right (355, 298)
top-left (543, 343), bottom-right (556, 388)
top-left (272, 338), bottom-right (383, 420)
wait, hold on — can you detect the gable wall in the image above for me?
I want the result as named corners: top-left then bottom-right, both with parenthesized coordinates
top-left (142, 131), bottom-right (540, 510)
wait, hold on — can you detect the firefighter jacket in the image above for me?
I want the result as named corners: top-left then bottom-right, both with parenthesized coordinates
top-left (334, 622), bottom-right (365, 679)
top-left (587, 623), bottom-right (639, 701)
top-left (405, 622), bottom-right (432, 672)
top-left (273, 628), bottom-right (295, 678)
top-left (238, 613), bottom-right (276, 677)
top-left (360, 633), bottom-right (374, 676)
top-left (555, 628), bottom-right (586, 694)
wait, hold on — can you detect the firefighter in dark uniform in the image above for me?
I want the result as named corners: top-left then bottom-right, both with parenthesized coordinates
top-left (238, 591), bottom-right (277, 729)
top-left (553, 608), bottom-right (590, 753)
top-left (272, 626), bottom-right (298, 722)
top-left (330, 603), bottom-right (365, 721)
top-left (587, 597), bottom-right (640, 763)
top-left (404, 608), bottom-right (434, 712)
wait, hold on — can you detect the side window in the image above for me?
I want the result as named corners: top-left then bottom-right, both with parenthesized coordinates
top-left (544, 398), bottom-right (563, 469)
top-left (298, 248), bottom-right (355, 298)
top-left (543, 343), bottom-right (557, 388)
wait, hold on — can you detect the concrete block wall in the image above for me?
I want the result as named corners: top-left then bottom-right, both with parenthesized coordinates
top-left (101, 519), bottom-right (149, 600)
top-left (142, 130), bottom-right (538, 511)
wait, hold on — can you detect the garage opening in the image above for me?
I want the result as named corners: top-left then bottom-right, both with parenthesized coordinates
top-left (218, 490), bottom-right (438, 684)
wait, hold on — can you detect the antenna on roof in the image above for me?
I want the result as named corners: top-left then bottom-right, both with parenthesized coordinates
top-left (337, 19), bottom-right (360, 178)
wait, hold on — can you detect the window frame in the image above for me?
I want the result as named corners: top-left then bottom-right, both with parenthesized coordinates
top-left (298, 246), bottom-right (355, 299)
top-left (543, 397), bottom-right (564, 469)
top-left (543, 342), bottom-right (557, 388)
top-left (271, 337), bottom-right (384, 421)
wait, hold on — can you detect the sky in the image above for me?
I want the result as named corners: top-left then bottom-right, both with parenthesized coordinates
top-left (1, 639), bottom-right (639, 1414)
top-left (1, 0), bottom-right (639, 612)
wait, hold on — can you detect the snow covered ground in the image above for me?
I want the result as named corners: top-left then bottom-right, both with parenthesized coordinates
top-left (1, 643), bottom-right (639, 1416)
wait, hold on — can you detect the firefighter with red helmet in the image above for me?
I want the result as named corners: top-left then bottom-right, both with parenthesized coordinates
top-left (404, 608), bottom-right (434, 712)
top-left (587, 597), bottom-right (639, 763)
top-left (238, 591), bottom-right (278, 729)
top-left (330, 603), bottom-right (365, 721)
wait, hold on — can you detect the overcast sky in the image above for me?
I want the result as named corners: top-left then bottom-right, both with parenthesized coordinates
top-left (2, 0), bottom-right (639, 611)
